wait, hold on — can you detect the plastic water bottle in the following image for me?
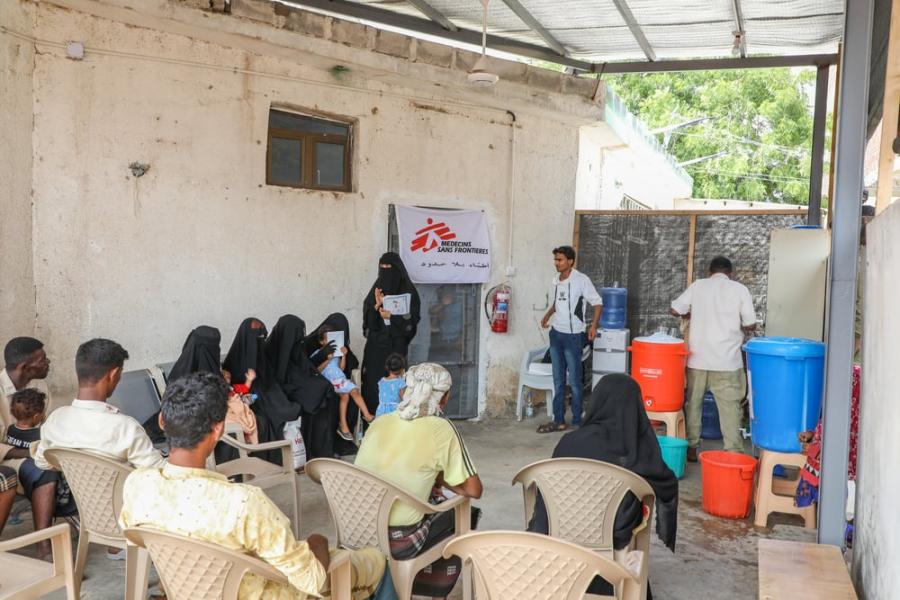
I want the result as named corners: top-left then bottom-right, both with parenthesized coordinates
top-left (525, 395), bottom-right (535, 418)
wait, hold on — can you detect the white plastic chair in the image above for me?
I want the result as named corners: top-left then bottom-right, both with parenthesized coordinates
top-left (443, 531), bottom-right (640, 600)
top-left (306, 458), bottom-right (472, 600)
top-left (516, 345), bottom-right (592, 420)
top-left (125, 527), bottom-right (353, 600)
top-left (211, 426), bottom-right (302, 539)
top-left (0, 523), bottom-right (77, 600)
top-left (42, 449), bottom-right (151, 600)
top-left (512, 458), bottom-right (655, 600)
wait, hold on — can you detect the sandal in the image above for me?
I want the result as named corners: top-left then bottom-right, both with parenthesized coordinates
top-left (536, 422), bottom-right (567, 434)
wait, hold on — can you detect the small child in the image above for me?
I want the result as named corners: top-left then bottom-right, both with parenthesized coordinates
top-left (220, 368), bottom-right (259, 445)
top-left (5, 388), bottom-right (46, 450)
top-left (375, 353), bottom-right (407, 418)
top-left (6, 389), bottom-right (77, 520)
top-left (315, 329), bottom-right (374, 442)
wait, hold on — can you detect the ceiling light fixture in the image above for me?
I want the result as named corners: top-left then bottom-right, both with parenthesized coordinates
top-left (468, 0), bottom-right (499, 87)
top-left (731, 30), bottom-right (744, 57)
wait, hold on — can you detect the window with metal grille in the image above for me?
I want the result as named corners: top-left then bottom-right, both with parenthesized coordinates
top-left (266, 108), bottom-right (352, 191)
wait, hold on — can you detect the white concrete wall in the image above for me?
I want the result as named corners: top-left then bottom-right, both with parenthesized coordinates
top-left (853, 201), bottom-right (900, 598)
top-left (0, 0), bottom-right (36, 343)
top-left (574, 110), bottom-right (693, 210)
top-left (16, 0), bottom-right (598, 413)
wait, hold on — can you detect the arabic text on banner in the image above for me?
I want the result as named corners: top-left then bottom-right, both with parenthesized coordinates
top-left (396, 205), bottom-right (492, 284)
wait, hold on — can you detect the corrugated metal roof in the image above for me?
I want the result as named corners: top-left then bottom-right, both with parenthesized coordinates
top-left (291, 0), bottom-right (845, 64)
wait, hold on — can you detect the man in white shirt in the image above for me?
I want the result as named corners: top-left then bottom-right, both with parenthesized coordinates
top-left (34, 338), bottom-right (165, 472)
top-left (670, 256), bottom-right (757, 459)
top-left (538, 245), bottom-right (603, 432)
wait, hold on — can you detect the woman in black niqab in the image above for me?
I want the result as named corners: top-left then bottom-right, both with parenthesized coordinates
top-left (168, 325), bottom-right (221, 381)
top-left (361, 252), bottom-right (421, 416)
top-left (143, 325), bottom-right (223, 445)
top-left (528, 374), bottom-right (678, 599)
top-left (222, 317), bottom-right (298, 464)
top-left (266, 314), bottom-right (338, 460)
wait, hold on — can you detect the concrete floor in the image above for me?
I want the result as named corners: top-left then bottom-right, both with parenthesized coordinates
top-left (4, 417), bottom-right (816, 599)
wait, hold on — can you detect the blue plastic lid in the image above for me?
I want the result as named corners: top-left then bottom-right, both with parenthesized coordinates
top-left (791, 224), bottom-right (822, 229)
top-left (743, 336), bottom-right (826, 357)
top-left (600, 287), bottom-right (627, 294)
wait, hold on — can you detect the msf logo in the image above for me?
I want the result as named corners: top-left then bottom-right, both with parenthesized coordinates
top-left (410, 218), bottom-right (456, 253)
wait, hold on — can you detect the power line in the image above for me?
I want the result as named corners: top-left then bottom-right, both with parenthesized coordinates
top-left (670, 129), bottom-right (812, 157)
top-left (687, 167), bottom-right (810, 183)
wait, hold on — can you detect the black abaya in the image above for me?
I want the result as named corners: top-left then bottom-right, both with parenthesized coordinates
top-left (143, 326), bottom-right (223, 445)
top-left (266, 315), bottom-right (337, 460)
top-left (305, 313), bottom-right (360, 456)
top-left (361, 252), bottom-right (420, 415)
top-left (168, 325), bottom-right (222, 382)
top-left (223, 317), bottom-right (299, 464)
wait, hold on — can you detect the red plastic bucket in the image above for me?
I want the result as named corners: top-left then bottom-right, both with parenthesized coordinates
top-left (629, 336), bottom-right (688, 411)
top-left (699, 451), bottom-right (758, 519)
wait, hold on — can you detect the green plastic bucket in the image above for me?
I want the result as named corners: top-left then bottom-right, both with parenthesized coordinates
top-left (657, 435), bottom-right (689, 479)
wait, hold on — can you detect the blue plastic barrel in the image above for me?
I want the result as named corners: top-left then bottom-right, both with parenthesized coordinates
top-left (600, 288), bottom-right (627, 329)
top-left (701, 391), bottom-right (722, 440)
top-left (744, 337), bottom-right (826, 452)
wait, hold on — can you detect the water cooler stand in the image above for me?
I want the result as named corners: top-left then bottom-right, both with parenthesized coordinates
top-left (592, 328), bottom-right (630, 389)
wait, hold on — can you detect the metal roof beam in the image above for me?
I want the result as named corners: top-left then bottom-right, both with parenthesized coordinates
top-left (498, 0), bottom-right (567, 56)
top-left (405, 0), bottom-right (458, 32)
top-left (610, 0), bottom-right (656, 62)
top-left (730, 0), bottom-right (747, 58)
top-left (595, 53), bottom-right (838, 74)
top-left (287, 0), bottom-right (596, 70)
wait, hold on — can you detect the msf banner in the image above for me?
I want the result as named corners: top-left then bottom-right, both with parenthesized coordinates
top-left (396, 205), bottom-right (492, 284)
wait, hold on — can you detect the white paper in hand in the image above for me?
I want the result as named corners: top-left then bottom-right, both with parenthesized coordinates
top-left (326, 331), bottom-right (345, 356)
top-left (383, 293), bottom-right (411, 316)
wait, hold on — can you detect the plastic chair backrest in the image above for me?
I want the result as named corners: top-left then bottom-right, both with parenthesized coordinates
top-left (305, 458), bottom-right (438, 555)
top-left (444, 531), bottom-right (633, 600)
top-left (156, 361), bottom-right (176, 385)
top-left (44, 448), bottom-right (134, 539)
top-left (108, 369), bottom-right (161, 425)
top-left (513, 458), bottom-right (655, 553)
top-left (124, 527), bottom-right (287, 600)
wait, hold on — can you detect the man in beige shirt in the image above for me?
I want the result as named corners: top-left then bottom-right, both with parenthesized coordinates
top-left (0, 337), bottom-right (57, 555)
top-left (120, 371), bottom-right (387, 600)
top-left (34, 338), bottom-right (165, 471)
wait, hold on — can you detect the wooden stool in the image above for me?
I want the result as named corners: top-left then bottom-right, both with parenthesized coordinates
top-left (646, 410), bottom-right (686, 439)
top-left (753, 449), bottom-right (816, 529)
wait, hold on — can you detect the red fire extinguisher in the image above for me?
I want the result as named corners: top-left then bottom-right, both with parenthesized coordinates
top-left (485, 284), bottom-right (512, 333)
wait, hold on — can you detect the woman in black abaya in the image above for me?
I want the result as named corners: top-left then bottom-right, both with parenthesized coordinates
top-left (304, 313), bottom-right (360, 376)
top-left (528, 373), bottom-right (678, 599)
top-left (266, 314), bottom-right (338, 461)
top-left (361, 252), bottom-right (420, 416)
top-left (305, 313), bottom-right (363, 454)
top-left (144, 325), bottom-right (225, 445)
top-left (168, 325), bottom-right (222, 381)
top-left (222, 317), bottom-right (298, 464)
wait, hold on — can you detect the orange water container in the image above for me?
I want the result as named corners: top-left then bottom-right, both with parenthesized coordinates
top-left (628, 333), bottom-right (689, 411)
top-left (699, 451), bottom-right (758, 518)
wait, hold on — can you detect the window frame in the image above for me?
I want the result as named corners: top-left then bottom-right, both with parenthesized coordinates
top-left (266, 109), bottom-right (353, 192)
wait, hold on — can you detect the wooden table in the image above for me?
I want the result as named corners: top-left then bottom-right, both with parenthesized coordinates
top-left (758, 539), bottom-right (858, 599)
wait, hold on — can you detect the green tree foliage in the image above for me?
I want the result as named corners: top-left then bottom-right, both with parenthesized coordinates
top-left (606, 69), bottom-right (824, 204)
